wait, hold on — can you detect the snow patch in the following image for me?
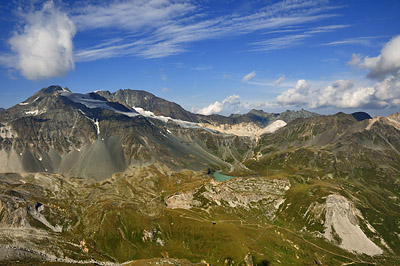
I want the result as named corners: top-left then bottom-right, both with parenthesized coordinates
top-left (19, 102), bottom-right (29, 106)
top-left (25, 110), bottom-right (39, 116)
top-left (261, 120), bottom-right (287, 134)
top-left (132, 106), bottom-right (200, 129)
top-left (94, 120), bottom-right (100, 135)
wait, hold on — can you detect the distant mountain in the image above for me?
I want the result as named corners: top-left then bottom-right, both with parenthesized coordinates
top-left (351, 111), bottom-right (372, 121)
top-left (96, 89), bottom-right (320, 136)
top-left (0, 108), bottom-right (4, 112)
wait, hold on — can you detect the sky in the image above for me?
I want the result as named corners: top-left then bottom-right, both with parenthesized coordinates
top-left (0, 0), bottom-right (400, 116)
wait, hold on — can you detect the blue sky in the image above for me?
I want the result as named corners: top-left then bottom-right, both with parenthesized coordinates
top-left (0, 0), bottom-right (400, 116)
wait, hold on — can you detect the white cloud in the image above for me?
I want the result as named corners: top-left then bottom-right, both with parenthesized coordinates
top-left (374, 73), bottom-right (400, 104)
top-left (242, 71), bottom-right (256, 82)
top-left (273, 35), bottom-right (400, 110)
top-left (8, 1), bottom-right (76, 80)
top-left (276, 80), bottom-right (309, 106)
top-left (274, 75), bottom-right (286, 86)
top-left (197, 95), bottom-right (241, 115)
top-left (274, 78), bottom-right (398, 109)
top-left (348, 35), bottom-right (400, 79)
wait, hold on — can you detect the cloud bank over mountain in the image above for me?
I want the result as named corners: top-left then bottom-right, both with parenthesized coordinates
top-left (273, 35), bottom-right (400, 110)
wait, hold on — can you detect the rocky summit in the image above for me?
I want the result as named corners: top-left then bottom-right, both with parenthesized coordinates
top-left (0, 86), bottom-right (399, 266)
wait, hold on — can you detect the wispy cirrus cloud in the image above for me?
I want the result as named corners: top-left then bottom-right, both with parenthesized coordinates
top-left (250, 24), bottom-right (349, 52)
top-left (72, 0), bottom-right (195, 32)
top-left (320, 36), bottom-right (385, 47)
top-left (242, 71), bottom-right (256, 82)
top-left (274, 75), bottom-right (286, 86)
top-left (73, 0), bottom-right (345, 61)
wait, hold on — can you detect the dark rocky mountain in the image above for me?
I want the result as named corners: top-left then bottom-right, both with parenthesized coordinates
top-left (0, 86), bottom-right (399, 265)
top-left (0, 107), bottom-right (5, 112)
top-left (351, 111), bottom-right (373, 121)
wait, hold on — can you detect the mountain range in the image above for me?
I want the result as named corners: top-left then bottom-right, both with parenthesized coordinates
top-left (0, 86), bottom-right (399, 265)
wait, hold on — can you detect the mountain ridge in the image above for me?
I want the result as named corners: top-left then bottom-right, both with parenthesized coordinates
top-left (95, 89), bottom-right (320, 127)
top-left (0, 85), bottom-right (399, 265)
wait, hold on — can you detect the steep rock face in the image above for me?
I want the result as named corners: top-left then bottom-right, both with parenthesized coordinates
top-left (309, 194), bottom-right (383, 256)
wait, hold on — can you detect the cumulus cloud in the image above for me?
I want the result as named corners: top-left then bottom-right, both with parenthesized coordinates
top-left (374, 74), bottom-right (400, 104)
top-left (275, 78), bottom-right (396, 109)
top-left (348, 35), bottom-right (400, 79)
top-left (197, 95), bottom-right (241, 115)
top-left (274, 75), bottom-right (286, 86)
top-left (274, 35), bottom-right (400, 110)
top-left (276, 79), bottom-right (309, 106)
top-left (8, 1), bottom-right (76, 80)
top-left (242, 71), bottom-right (256, 82)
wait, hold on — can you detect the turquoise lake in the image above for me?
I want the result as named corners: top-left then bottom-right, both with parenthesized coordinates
top-left (213, 171), bottom-right (234, 182)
